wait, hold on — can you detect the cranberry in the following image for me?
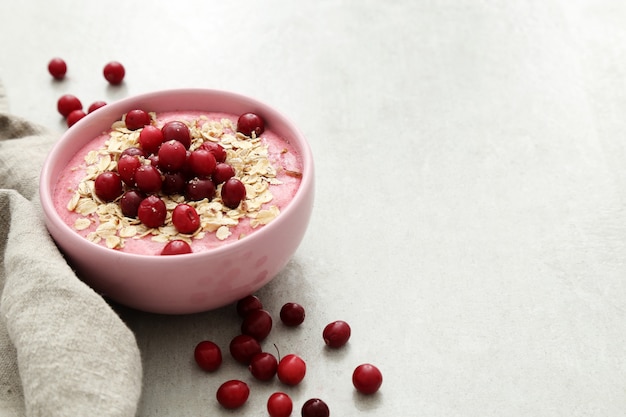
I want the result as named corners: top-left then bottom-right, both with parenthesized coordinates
top-left (161, 171), bottom-right (186, 195)
top-left (199, 141), bottom-right (227, 163)
top-left (121, 146), bottom-right (146, 159)
top-left (216, 380), bottom-right (249, 410)
top-left (172, 204), bottom-right (200, 234)
top-left (117, 154), bottom-right (142, 186)
top-left (352, 364), bottom-right (382, 395)
top-left (237, 112), bottom-right (265, 137)
top-left (94, 171), bottom-right (123, 202)
top-left (57, 94), bottom-right (82, 118)
top-left (161, 240), bottom-right (192, 255)
top-left (212, 163), bottom-right (235, 185)
top-left (267, 392), bottom-right (293, 417)
top-left (185, 177), bottom-right (215, 201)
top-left (301, 398), bottom-right (329, 417)
top-left (277, 354), bottom-right (306, 386)
top-left (280, 302), bottom-right (306, 327)
top-left (229, 334), bottom-right (262, 365)
top-left (188, 149), bottom-right (217, 177)
top-left (236, 295), bottom-right (263, 318)
top-left (248, 352), bottom-right (278, 381)
top-left (323, 320), bottom-right (351, 348)
top-left (193, 340), bottom-right (222, 372)
top-left (134, 164), bottom-right (162, 194)
top-left (119, 190), bottom-right (145, 218)
top-left (48, 58), bottom-right (67, 80)
top-left (66, 109), bottom-right (86, 127)
top-left (241, 309), bottom-right (272, 341)
top-left (221, 178), bottom-right (246, 209)
top-left (88, 101), bottom-right (107, 113)
top-left (161, 120), bottom-right (191, 149)
top-left (137, 195), bottom-right (166, 228)
top-left (103, 61), bottom-right (125, 85)
top-left (125, 109), bottom-right (151, 130)
top-left (138, 125), bottom-right (164, 155)
top-left (158, 140), bottom-right (187, 172)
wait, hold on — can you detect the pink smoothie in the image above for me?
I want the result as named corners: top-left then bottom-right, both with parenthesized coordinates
top-left (53, 111), bottom-right (302, 255)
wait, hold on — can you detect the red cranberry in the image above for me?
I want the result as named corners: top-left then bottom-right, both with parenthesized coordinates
top-left (161, 120), bottom-right (191, 149)
top-left (138, 125), bottom-right (164, 155)
top-left (137, 195), bottom-right (166, 228)
top-left (158, 140), bottom-right (187, 172)
top-left (119, 190), bottom-right (145, 218)
top-left (121, 146), bottom-right (146, 159)
top-left (236, 295), bottom-right (263, 318)
top-left (161, 240), bottom-right (192, 255)
top-left (66, 109), bottom-right (86, 127)
top-left (185, 177), bottom-right (215, 201)
top-left (134, 164), bottom-right (162, 194)
top-left (172, 204), bottom-right (200, 234)
top-left (57, 94), bottom-right (82, 118)
top-left (125, 109), bottom-right (151, 130)
top-left (280, 302), bottom-right (305, 327)
top-left (188, 149), bottom-right (217, 177)
top-left (323, 320), bottom-right (351, 348)
top-left (352, 364), bottom-right (383, 395)
top-left (277, 354), bottom-right (306, 386)
top-left (88, 101), bottom-right (107, 113)
top-left (117, 154), bottom-right (142, 186)
top-left (241, 309), bottom-right (272, 341)
top-left (301, 398), bottom-right (329, 417)
top-left (193, 340), bottom-right (222, 372)
top-left (48, 58), bottom-right (67, 80)
top-left (267, 392), bottom-right (293, 417)
top-left (199, 141), bottom-right (227, 163)
top-left (212, 163), bottom-right (235, 185)
top-left (229, 334), bottom-right (262, 365)
top-left (161, 171), bottom-right (186, 195)
top-left (103, 61), bottom-right (125, 85)
top-left (221, 178), bottom-right (246, 209)
top-left (248, 352), bottom-right (278, 381)
top-left (94, 171), bottom-right (123, 202)
top-left (237, 112), bottom-right (265, 137)
top-left (216, 380), bottom-right (249, 409)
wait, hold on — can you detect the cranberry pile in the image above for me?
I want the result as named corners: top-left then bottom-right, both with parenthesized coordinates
top-left (195, 295), bottom-right (383, 415)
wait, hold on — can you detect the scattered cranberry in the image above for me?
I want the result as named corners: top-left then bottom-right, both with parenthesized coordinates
top-left (221, 178), bottom-right (246, 209)
top-left (103, 61), bottom-right (125, 85)
top-left (88, 101), bottom-right (107, 113)
top-left (117, 155), bottom-right (142, 186)
top-left (301, 398), bottom-right (329, 417)
top-left (185, 177), bottom-right (215, 201)
top-left (134, 164), bottom-right (162, 194)
top-left (161, 120), bottom-right (191, 149)
top-left (158, 140), bottom-right (187, 172)
top-left (323, 320), bottom-right (351, 348)
top-left (94, 171), bottom-right (123, 202)
top-left (212, 163), bottom-right (235, 185)
top-left (57, 94), bottom-right (82, 118)
top-left (125, 109), bottom-right (151, 130)
top-left (241, 309), bottom-right (273, 341)
top-left (119, 190), bottom-right (145, 218)
top-left (66, 109), bottom-right (86, 127)
top-left (193, 340), bottom-right (222, 372)
top-left (280, 302), bottom-right (306, 327)
top-left (138, 125), bottom-right (165, 155)
top-left (188, 149), bottom-right (217, 177)
top-left (162, 171), bottom-right (186, 195)
top-left (236, 295), bottom-right (263, 318)
top-left (249, 352), bottom-right (278, 381)
top-left (172, 204), bottom-right (200, 234)
top-left (267, 392), bottom-right (293, 417)
top-left (199, 141), bottom-right (227, 163)
top-left (47, 58), bottom-right (67, 80)
top-left (216, 380), bottom-right (249, 409)
top-left (161, 240), bottom-right (192, 255)
top-left (229, 334), bottom-right (262, 365)
top-left (237, 112), bottom-right (265, 137)
top-left (277, 354), bottom-right (306, 386)
top-left (352, 364), bottom-right (382, 395)
top-left (121, 146), bottom-right (147, 159)
top-left (137, 195), bottom-right (167, 228)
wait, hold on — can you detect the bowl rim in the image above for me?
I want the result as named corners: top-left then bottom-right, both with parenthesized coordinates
top-left (39, 88), bottom-right (314, 262)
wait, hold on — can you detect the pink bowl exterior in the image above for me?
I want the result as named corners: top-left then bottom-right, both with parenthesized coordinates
top-left (39, 89), bottom-right (314, 314)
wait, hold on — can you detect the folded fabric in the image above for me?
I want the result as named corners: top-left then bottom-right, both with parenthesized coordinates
top-left (0, 80), bottom-right (142, 417)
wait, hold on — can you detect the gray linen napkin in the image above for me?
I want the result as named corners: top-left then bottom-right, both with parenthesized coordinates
top-left (0, 81), bottom-right (142, 416)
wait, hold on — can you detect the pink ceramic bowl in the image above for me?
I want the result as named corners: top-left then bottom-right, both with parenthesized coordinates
top-left (39, 89), bottom-right (314, 314)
